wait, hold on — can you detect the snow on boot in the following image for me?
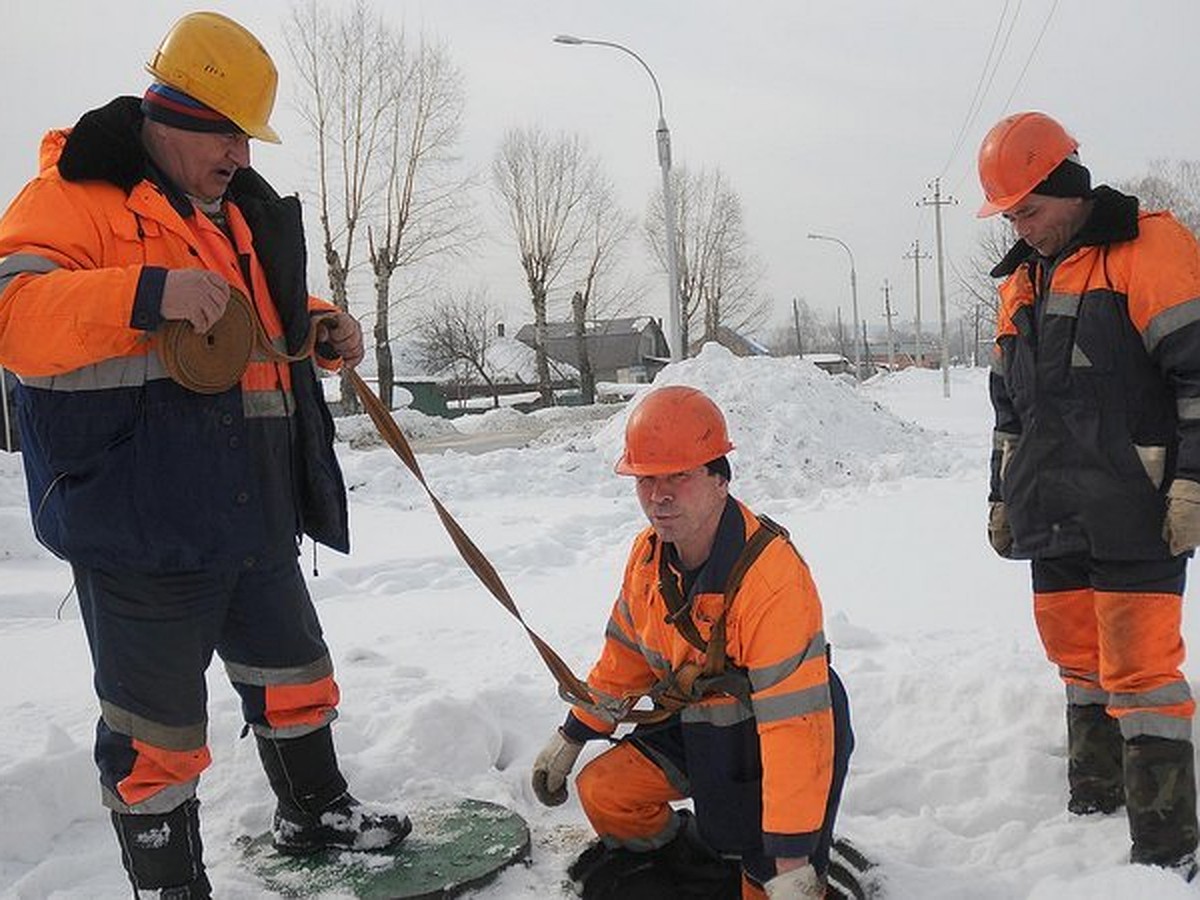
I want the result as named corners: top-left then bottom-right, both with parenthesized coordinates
top-left (111, 797), bottom-right (211, 898)
top-left (1066, 703), bottom-right (1124, 815)
top-left (272, 791), bottom-right (412, 855)
top-left (1125, 736), bottom-right (1199, 870)
top-left (256, 726), bottom-right (410, 855)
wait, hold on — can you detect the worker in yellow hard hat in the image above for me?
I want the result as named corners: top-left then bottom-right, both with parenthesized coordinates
top-left (0, 12), bottom-right (404, 897)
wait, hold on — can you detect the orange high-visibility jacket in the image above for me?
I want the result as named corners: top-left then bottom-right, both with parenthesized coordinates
top-left (989, 186), bottom-right (1200, 560)
top-left (567, 497), bottom-right (839, 858)
top-left (0, 96), bottom-right (347, 571)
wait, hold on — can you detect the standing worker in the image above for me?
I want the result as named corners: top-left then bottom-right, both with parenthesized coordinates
top-left (979, 110), bottom-right (1200, 878)
top-left (0, 12), bottom-right (408, 898)
top-left (531, 385), bottom-right (853, 899)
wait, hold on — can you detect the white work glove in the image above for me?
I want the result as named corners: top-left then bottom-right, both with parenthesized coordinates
top-left (1164, 478), bottom-right (1200, 556)
top-left (764, 863), bottom-right (823, 899)
top-left (531, 728), bottom-right (583, 807)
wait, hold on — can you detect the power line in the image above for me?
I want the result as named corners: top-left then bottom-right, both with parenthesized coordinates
top-left (939, 1), bottom-right (1013, 179)
top-left (998, 0), bottom-right (1061, 112)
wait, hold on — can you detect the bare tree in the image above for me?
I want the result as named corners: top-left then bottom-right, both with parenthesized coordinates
top-left (366, 35), bottom-right (474, 409)
top-left (569, 178), bottom-right (635, 404)
top-left (416, 289), bottom-right (501, 408)
top-left (646, 166), bottom-right (768, 352)
top-left (286, 0), bottom-right (393, 411)
top-left (492, 127), bottom-right (598, 405)
top-left (1119, 159), bottom-right (1200, 236)
top-left (952, 216), bottom-right (1012, 342)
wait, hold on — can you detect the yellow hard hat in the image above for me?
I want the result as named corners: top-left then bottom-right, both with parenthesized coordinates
top-left (146, 11), bottom-right (280, 144)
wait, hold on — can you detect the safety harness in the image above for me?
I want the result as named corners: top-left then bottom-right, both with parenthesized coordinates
top-left (157, 294), bottom-right (786, 725)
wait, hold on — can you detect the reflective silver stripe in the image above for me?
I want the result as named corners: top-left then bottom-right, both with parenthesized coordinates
top-left (752, 683), bottom-right (832, 724)
top-left (224, 654), bottom-right (333, 687)
top-left (243, 388), bottom-right (293, 419)
top-left (22, 353), bottom-right (169, 391)
top-left (1118, 711), bottom-right (1193, 741)
top-left (1044, 292), bottom-right (1081, 317)
top-left (0, 253), bottom-right (59, 293)
top-left (681, 698), bottom-right (754, 726)
top-left (101, 699), bottom-right (206, 751)
top-left (749, 632), bottom-right (826, 692)
top-left (1143, 297), bottom-right (1200, 354)
top-left (1070, 345), bottom-right (1092, 367)
top-left (603, 617), bottom-right (645, 658)
top-left (1108, 681), bottom-right (1193, 709)
top-left (1178, 397), bottom-right (1200, 422)
top-left (993, 431), bottom-right (1019, 450)
top-left (607, 816), bottom-right (680, 852)
top-left (1065, 684), bottom-right (1109, 706)
top-left (102, 779), bottom-right (198, 815)
top-left (251, 712), bottom-right (337, 741)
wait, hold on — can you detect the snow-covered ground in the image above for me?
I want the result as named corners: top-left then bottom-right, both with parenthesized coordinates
top-left (1, 345), bottom-right (1197, 899)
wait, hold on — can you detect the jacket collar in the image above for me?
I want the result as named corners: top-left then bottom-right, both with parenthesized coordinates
top-left (990, 186), bottom-right (1140, 278)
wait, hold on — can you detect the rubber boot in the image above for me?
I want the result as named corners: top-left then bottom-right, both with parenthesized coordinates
top-left (1066, 703), bottom-right (1124, 815)
top-left (1125, 736), bottom-right (1199, 878)
top-left (255, 726), bottom-right (411, 855)
top-left (111, 797), bottom-right (212, 898)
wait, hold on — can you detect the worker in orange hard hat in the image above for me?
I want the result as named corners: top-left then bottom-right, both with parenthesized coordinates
top-left (979, 111), bottom-right (1200, 880)
top-left (0, 12), bottom-right (404, 897)
top-left (531, 385), bottom-right (854, 899)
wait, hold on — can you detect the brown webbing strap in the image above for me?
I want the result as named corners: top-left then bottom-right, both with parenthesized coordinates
top-left (157, 287), bottom-right (338, 394)
top-left (345, 368), bottom-right (598, 709)
top-left (157, 291), bottom-right (699, 722)
top-left (702, 516), bottom-right (786, 677)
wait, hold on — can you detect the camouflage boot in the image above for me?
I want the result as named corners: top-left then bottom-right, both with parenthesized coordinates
top-left (1066, 704), bottom-right (1124, 815)
top-left (1125, 736), bottom-right (1199, 877)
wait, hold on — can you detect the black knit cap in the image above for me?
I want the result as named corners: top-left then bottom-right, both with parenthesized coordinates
top-left (1031, 153), bottom-right (1091, 199)
top-left (705, 456), bottom-right (732, 482)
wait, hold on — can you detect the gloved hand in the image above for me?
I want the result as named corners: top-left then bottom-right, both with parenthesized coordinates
top-left (764, 862), bottom-right (823, 899)
top-left (988, 500), bottom-right (1013, 558)
top-left (1163, 478), bottom-right (1200, 556)
top-left (531, 728), bottom-right (583, 806)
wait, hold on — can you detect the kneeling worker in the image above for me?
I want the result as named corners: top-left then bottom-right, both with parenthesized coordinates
top-left (532, 385), bottom-right (854, 899)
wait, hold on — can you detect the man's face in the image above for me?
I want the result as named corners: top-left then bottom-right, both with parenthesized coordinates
top-left (149, 126), bottom-right (251, 202)
top-left (1003, 193), bottom-right (1086, 257)
top-left (635, 466), bottom-right (728, 561)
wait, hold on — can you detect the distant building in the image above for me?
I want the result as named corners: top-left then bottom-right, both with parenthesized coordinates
top-left (692, 326), bottom-right (771, 358)
top-left (515, 317), bottom-right (669, 383)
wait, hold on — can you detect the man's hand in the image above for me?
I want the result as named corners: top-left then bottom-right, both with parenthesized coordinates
top-left (531, 728), bottom-right (583, 807)
top-left (1163, 478), bottom-right (1200, 556)
top-left (764, 861), bottom-right (822, 898)
top-left (988, 500), bottom-right (1013, 558)
top-left (316, 310), bottom-right (365, 369)
top-left (160, 270), bottom-right (230, 334)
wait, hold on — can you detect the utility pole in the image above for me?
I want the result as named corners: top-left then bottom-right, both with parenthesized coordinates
top-left (836, 307), bottom-right (845, 361)
top-left (861, 320), bottom-right (870, 377)
top-left (902, 239), bottom-right (931, 368)
top-left (881, 279), bottom-right (895, 371)
top-left (919, 178), bottom-right (957, 398)
top-left (792, 298), bottom-right (804, 357)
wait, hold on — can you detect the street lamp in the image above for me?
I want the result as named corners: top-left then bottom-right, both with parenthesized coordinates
top-left (554, 34), bottom-right (683, 362)
top-left (807, 233), bottom-right (861, 380)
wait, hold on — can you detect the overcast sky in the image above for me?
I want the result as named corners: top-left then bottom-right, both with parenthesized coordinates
top-left (6, 1), bottom-right (1200, 342)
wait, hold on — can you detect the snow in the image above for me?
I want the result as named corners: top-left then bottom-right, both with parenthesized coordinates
top-left (1, 344), bottom-right (1197, 899)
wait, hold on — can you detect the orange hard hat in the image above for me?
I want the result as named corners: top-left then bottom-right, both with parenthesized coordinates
top-left (976, 111), bottom-right (1078, 217)
top-left (615, 386), bottom-right (734, 476)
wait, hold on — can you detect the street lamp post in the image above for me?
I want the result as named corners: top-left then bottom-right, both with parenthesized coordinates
top-left (554, 34), bottom-right (683, 362)
top-left (807, 233), bottom-right (860, 380)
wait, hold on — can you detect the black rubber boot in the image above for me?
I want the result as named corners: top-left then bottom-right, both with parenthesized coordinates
top-left (255, 726), bottom-right (411, 855)
top-left (1125, 736), bottom-right (1199, 877)
top-left (1066, 703), bottom-right (1124, 815)
top-left (111, 797), bottom-right (212, 898)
